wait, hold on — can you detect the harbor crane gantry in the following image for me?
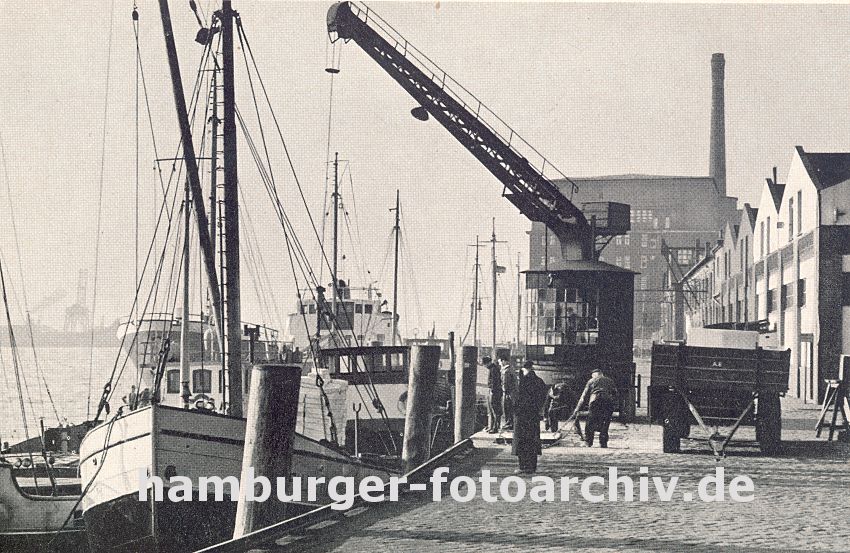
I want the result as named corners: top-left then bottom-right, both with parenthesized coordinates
top-left (327, 1), bottom-right (629, 262)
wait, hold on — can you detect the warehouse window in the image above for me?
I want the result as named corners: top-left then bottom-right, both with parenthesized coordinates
top-left (798, 279), bottom-right (806, 307)
top-left (797, 191), bottom-right (802, 235)
top-left (664, 216), bottom-right (671, 229)
top-left (624, 234), bottom-right (630, 246)
top-left (767, 289), bottom-right (775, 313)
top-left (623, 256), bottom-right (631, 269)
top-left (781, 284), bottom-right (791, 311)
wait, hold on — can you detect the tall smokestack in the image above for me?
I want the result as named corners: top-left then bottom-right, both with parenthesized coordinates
top-left (709, 53), bottom-right (726, 197)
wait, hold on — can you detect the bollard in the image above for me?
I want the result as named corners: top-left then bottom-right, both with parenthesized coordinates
top-left (233, 364), bottom-right (302, 538)
top-left (454, 346), bottom-right (478, 442)
top-left (402, 345), bottom-right (441, 474)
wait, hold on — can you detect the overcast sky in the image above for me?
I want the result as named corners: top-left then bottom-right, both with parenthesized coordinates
top-left (1, 1), bottom-right (849, 342)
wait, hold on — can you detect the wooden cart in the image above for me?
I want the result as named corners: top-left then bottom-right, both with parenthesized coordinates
top-left (648, 335), bottom-right (790, 458)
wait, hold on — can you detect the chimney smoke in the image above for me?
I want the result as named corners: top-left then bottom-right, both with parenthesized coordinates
top-left (709, 53), bottom-right (726, 197)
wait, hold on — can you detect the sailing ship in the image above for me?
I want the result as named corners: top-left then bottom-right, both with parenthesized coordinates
top-left (78, 3), bottom-right (397, 551)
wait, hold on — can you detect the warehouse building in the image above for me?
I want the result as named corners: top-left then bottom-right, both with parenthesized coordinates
top-left (677, 146), bottom-right (850, 402)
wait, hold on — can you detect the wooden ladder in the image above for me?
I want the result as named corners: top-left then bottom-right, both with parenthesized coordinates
top-left (815, 378), bottom-right (850, 442)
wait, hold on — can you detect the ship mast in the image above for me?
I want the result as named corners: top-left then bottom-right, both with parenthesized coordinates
top-left (220, 0), bottom-right (243, 417)
top-left (472, 236), bottom-right (479, 348)
top-left (331, 152), bottom-right (339, 334)
top-left (391, 189), bottom-right (400, 346)
top-left (490, 219), bottom-right (505, 358)
top-left (516, 252), bottom-right (521, 351)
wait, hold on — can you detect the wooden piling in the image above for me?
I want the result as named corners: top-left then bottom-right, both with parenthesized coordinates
top-left (233, 364), bottom-right (302, 538)
top-left (402, 345), bottom-right (441, 473)
top-left (454, 346), bottom-right (478, 442)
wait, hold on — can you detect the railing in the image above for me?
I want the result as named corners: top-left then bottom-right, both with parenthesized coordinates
top-left (340, 1), bottom-right (578, 197)
top-left (120, 314), bottom-right (279, 342)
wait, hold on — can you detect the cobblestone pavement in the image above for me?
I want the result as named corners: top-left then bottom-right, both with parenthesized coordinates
top-left (263, 398), bottom-right (849, 553)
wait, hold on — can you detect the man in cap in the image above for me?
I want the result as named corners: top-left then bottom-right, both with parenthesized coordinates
top-left (483, 356), bottom-right (502, 433)
top-left (511, 360), bottom-right (549, 473)
top-left (571, 368), bottom-right (618, 448)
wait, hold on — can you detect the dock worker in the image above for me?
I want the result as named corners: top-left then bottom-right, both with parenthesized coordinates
top-left (484, 356), bottom-right (502, 433)
top-left (571, 368), bottom-right (618, 448)
top-left (544, 382), bottom-right (570, 432)
top-left (512, 360), bottom-right (548, 474)
top-left (500, 357), bottom-right (517, 431)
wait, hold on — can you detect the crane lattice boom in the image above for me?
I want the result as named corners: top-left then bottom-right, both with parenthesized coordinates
top-left (328, 1), bottom-right (595, 259)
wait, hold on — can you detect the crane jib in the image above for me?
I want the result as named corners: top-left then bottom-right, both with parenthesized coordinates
top-left (327, 1), bottom-right (594, 258)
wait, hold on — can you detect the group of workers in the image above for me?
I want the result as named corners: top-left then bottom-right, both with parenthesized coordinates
top-left (483, 356), bottom-right (618, 474)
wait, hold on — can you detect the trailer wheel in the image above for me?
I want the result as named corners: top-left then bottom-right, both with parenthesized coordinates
top-left (620, 386), bottom-right (637, 423)
top-left (662, 424), bottom-right (680, 453)
top-left (757, 393), bottom-right (781, 455)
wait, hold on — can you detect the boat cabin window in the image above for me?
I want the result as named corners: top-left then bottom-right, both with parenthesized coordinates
top-left (193, 368), bottom-right (212, 393)
top-left (166, 369), bottom-right (180, 394)
top-left (308, 304), bottom-right (316, 314)
top-left (526, 285), bottom-right (599, 346)
top-left (364, 304), bottom-right (373, 314)
top-left (355, 303), bottom-right (363, 314)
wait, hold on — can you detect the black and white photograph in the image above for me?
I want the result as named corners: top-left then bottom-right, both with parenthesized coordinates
top-left (0, 1), bottom-right (848, 552)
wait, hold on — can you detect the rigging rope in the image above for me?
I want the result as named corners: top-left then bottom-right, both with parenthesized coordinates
top-left (236, 21), bottom-right (397, 454)
top-left (96, 20), bottom-right (217, 412)
top-left (0, 132), bottom-right (61, 425)
top-left (0, 257), bottom-right (41, 490)
top-left (86, 0), bottom-right (116, 420)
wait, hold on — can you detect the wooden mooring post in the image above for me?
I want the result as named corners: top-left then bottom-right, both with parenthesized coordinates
top-left (233, 364), bottom-right (302, 538)
top-left (402, 345), bottom-right (441, 474)
top-left (455, 346), bottom-right (478, 442)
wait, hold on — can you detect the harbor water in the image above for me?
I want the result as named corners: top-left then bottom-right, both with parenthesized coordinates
top-left (0, 346), bottom-right (135, 446)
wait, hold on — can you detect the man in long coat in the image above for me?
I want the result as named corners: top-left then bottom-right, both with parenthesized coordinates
top-left (512, 361), bottom-right (549, 474)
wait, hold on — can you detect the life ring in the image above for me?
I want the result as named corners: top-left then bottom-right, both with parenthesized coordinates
top-left (192, 394), bottom-right (216, 411)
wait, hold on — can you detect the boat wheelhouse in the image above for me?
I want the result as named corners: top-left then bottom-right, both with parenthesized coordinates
top-left (285, 281), bottom-right (396, 354)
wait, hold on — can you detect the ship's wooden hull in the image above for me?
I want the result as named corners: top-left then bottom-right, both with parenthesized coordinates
top-left (79, 404), bottom-right (394, 553)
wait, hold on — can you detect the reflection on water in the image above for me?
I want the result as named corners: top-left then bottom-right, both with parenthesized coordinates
top-left (0, 346), bottom-right (137, 444)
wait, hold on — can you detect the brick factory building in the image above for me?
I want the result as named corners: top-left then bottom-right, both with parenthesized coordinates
top-left (528, 54), bottom-right (738, 355)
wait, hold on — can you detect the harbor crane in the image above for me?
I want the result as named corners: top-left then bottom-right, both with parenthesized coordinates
top-left (327, 1), bottom-right (629, 263)
top-left (328, 1), bottom-right (637, 420)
